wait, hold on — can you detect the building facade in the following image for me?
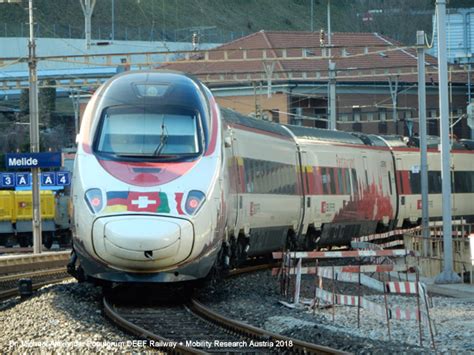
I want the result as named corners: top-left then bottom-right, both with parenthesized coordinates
top-left (165, 30), bottom-right (474, 139)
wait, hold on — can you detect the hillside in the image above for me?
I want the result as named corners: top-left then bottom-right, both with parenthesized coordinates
top-left (0, 0), bottom-right (471, 45)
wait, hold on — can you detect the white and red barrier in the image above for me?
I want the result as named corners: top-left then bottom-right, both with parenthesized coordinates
top-left (391, 306), bottom-right (420, 321)
top-left (273, 249), bottom-right (416, 260)
top-left (315, 287), bottom-right (411, 320)
top-left (353, 227), bottom-right (421, 243)
top-left (274, 245), bottom-right (435, 349)
top-left (385, 281), bottom-right (419, 295)
top-left (273, 264), bottom-right (415, 278)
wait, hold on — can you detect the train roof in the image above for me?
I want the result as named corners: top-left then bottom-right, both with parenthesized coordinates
top-left (350, 133), bottom-right (389, 147)
top-left (406, 136), bottom-right (469, 150)
top-left (221, 108), bottom-right (294, 139)
top-left (283, 125), bottom-right (366, 145)
top-left (220, 110), bottom-right (474, 151)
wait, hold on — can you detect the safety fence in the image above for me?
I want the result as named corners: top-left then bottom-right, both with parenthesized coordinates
top-left (404, 222), bottom-right (474, 282)
top-left (0, 23), bottom-right (247, 43)
top-left (273, 247), bottom-right (436, 349)
top-left (352, 226), bottom-right (421, 248)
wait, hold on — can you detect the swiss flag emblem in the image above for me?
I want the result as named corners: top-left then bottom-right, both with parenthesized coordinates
top-left (127, 192), bottom-right (160, 212)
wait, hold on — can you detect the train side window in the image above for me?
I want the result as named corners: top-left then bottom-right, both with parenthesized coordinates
top-left (246, 159), bottom-right (252, 192)
top-left (428, 171), bottom-right (442, 194)
top-left (329, 168), bottom-right (336, 195)
top-left (255, 160), bottom-right (261, 193)
top-left (388, 171), bottom-right (393, 195)
top-left (351, 169), bottom-right (359, 196)
top-left (344, 169), bottom-right (351, 194)
top-left (409, 172), bottom-right (421, 194)
top-left (337, 168), bottom-right (344, 194)
top-left (321, 168), bottom-right (328, 194)
top-left (453, 171), bottom-right (472, 193)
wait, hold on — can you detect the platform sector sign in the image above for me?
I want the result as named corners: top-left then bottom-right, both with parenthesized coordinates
top-left (0, 171), bottom-right (71, 188)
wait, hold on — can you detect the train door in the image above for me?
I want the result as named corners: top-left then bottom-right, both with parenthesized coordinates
top-left (362, 155), bottom-right (369, 189)
top-left (386, 157), bottom-right (398, 227)
top-left (224, 127), bottom-right (242, 238)
top-left (298, 150), bottom-right (310, 236)
top-left (225, 127), bottom-right (244, 238)
top-left (394, 156), bottom-right (407, 227)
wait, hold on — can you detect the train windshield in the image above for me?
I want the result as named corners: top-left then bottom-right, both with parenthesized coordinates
top-left (95, 105), bottom-right (203, 159)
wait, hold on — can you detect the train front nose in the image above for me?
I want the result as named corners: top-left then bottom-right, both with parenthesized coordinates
top-left (92, 216), bottom-right (194, 270)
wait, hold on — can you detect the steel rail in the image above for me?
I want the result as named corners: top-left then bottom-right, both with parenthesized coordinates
top-left (104, 263), bottom-right (347, 354)
top-left (0, 267), bottom-right (70, 300)
top-left (102, 297), bottom-right (206, 355)
top-left (189, 298), bottom-right (347, 355)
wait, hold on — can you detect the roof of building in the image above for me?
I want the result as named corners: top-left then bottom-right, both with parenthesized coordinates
top-left (162, 30), bottom-right (467, 85)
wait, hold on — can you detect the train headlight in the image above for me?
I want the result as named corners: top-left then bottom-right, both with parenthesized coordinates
top-left (185, 190), bottom-right (206, 215)
top-left (85, 188), bottom-right (104, 214)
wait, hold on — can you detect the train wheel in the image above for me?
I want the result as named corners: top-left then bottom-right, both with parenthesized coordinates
top-left (285, 229), bottom-right (297, 250)
top-left (229, 234), bottom-right (249, 268)
top-left (18, 234), bottom-right (30, 247)
top-left (304, 227), bottom-right (321, 250)
top-left (42, 232), bottom-right (54, 249)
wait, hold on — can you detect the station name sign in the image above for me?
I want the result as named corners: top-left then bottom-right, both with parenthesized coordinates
top-left (5, 152), bottom-right (62, 169)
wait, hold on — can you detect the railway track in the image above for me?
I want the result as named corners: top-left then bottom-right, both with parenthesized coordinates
top-left (104, 297), bottom-right (345, 354)
top-left (0, 251), bottom-right (72, 300)
top-left (0, 267), bottom-right (71, 300)
top-left (104, 265), bottom-right (347, 355)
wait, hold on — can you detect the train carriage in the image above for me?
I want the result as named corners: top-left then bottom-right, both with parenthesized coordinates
top-left (389, 139), bottom-right (474, 226)
top-left (222, 109), bottom-right (302, 258)
top-left (286, 128), bottom-right (397, 247)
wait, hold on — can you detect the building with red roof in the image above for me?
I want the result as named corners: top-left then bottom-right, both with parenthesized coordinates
top-left (163, 30), bottom-right (473, 138)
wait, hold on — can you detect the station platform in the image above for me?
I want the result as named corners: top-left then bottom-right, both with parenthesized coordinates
top-left (389, 271), bottom-right (474, 299)
top-left (424, 278), bottom-right (474, 299)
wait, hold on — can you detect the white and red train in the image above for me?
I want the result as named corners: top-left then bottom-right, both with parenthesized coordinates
top-left (68, 71), bottom-right (474, 284)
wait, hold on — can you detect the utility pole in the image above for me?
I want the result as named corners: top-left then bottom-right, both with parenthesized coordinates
top-left (328, 61), bottom-right (336, 130)
top-left (28, 0), bottom-right (42, 254)
top-left (70, 90), bottom-right (80, 137)
top-left (434, 0), bottom-right (461, 284)
top-left (417, 31), bottom-right (430, 257)
top-left (310, 0), bottom-right (314, 32)
top-left (263, 61), bottom-right (275, 98)
top-left (326, 0), bottom-right (335, 131)
top-left (79, 0), bottom-right (96, 49)
top-left (327, 0), bottom-right (331, 57)
top-left (111, 0), bottom-right (115, 41)
top-left (389, 76), bottom-right (399, 134)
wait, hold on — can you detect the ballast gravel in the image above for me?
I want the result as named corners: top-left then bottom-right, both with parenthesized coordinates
top-left (0, 271), bottom-right (472, 354)
top-left (196, 270), bottom-right (474, 354)
top-left (0, 281), bottom-right (157, 353)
